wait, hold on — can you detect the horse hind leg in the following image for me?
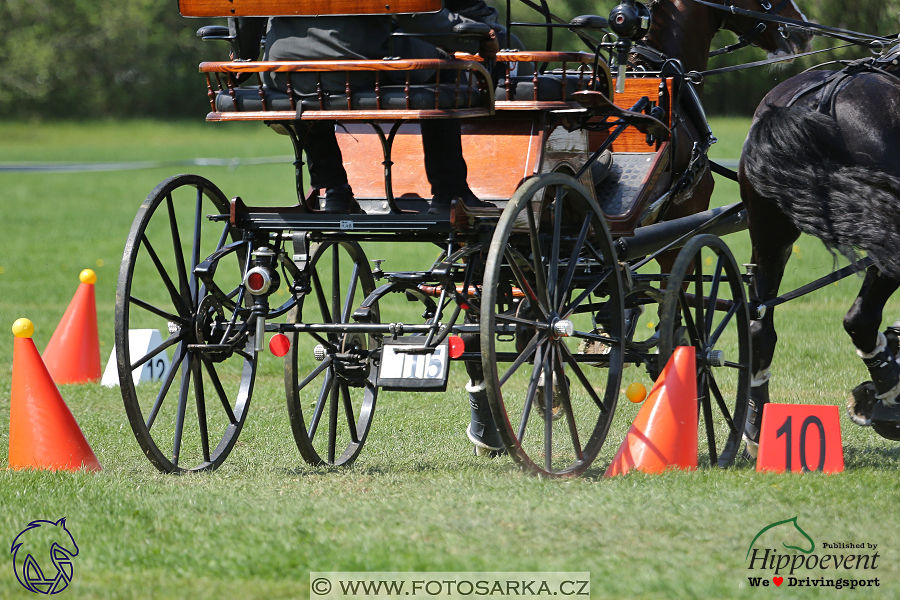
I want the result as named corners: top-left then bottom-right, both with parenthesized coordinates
top-left (741, 182), bottom-right (800, 458)
top-left (844, 267), bottom-right (900, 426)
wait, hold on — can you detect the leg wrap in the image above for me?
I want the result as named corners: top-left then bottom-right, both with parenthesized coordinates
top-left (857, 332), bottom-right (900, 406)
top-left (466, 380), bottom-right (504, 452)
top-left (742, 370), bottom-right (771, 459)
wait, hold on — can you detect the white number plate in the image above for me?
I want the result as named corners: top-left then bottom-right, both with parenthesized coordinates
top-left (378, 338), bottom-right (450, 391)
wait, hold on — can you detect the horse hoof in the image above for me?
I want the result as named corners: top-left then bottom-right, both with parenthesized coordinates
top-left (847, 381), bottom-right (877, 426)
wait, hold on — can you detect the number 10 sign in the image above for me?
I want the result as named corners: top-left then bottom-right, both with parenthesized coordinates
top-left (757, 404), bottom-right (844, 473)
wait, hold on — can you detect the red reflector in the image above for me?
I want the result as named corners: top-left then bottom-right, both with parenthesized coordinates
top-left (459, 303), bottom-right (470, 311)
top-left (448, 335), bottom-right (465, 359)
top-left (269, 334), bottom-right (291, 357)
top-left (247, 272), bottom-right (265, 292)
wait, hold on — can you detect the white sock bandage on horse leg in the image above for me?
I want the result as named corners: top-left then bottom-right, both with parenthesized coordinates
top-left (856, 331), bottom-right (888, 359)
top-left (466, 379), bottom-right (486, 394)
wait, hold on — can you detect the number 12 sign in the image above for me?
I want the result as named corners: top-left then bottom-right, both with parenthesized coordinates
top-left (757, 404), bottom-right (844, 473)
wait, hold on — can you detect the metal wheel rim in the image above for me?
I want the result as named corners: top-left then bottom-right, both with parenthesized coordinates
top-left (481, 173), bottom-right (626, 477)
top-left (116, 174), bottom-right (254, 473)
top-left (658, 233), bottom-right (751, 468)
top-left (285, 241), bottom-right (379, 467)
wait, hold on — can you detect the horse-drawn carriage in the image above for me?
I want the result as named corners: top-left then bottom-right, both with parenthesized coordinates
top-left (115, 0), bottom-right (824, 476)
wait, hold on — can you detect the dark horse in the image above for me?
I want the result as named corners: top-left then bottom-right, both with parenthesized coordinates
top-left (632, 0), bottom-right (810, 273)
top-left (740, 44), bottom-right (900, 452)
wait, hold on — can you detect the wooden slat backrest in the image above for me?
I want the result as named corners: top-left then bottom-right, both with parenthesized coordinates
top-left (179, 0), bottom-right (442, 17)
top-left (588, 77), bottom-right (673, 153)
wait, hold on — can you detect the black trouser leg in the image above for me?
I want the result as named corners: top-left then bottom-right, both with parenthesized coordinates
top-left (420, 120), bottom-right (470, 198)
top-left (294, 120), bottom-right (348, 191)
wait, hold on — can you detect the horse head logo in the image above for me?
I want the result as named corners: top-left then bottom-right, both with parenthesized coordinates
top-left (746, 516), bottom-right (815, 560)
top-left (10, 518), bottom-right (79, 594)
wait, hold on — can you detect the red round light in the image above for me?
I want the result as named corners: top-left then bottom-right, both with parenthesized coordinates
top-left (247, 272), bottom-right (266, 292)
top-left (448, 335), bottom-right (465, 359)
top-left (269, 334), bottom-right (291, 357)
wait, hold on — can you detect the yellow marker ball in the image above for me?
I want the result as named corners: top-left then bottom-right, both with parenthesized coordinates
top-left (80, 269), bottom-right (97, 285)
top-left (12, 318), bottom-right (34, 338)
top-left (625, 382), bottom-right (647, 403)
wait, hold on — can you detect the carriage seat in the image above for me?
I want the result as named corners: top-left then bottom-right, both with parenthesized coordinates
top-left (494, 75), bottom-right (588, 102)
top-left (214, 84), bottom-right (485, 113)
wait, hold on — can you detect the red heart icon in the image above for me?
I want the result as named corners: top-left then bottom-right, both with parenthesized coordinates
top-left (773, 577), bottom-right (783, 586)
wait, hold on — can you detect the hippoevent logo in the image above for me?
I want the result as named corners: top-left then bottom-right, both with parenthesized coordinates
top-left (745, 517), bottom-right (880, 590)
top-left (10, 518), bottom-right (79, 594)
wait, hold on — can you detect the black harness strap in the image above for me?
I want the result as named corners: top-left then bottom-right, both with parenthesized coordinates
top-left (761, 258), bottom-right (874, 310)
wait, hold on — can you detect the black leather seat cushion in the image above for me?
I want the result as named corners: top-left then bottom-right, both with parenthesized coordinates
top-left (494, 75), bottom-right (586, 102)
top-left (215, 85), bottom-right (483, 113)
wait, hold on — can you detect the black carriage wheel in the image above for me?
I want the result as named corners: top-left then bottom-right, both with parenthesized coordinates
top-left (481, 173), bottom-right (626, 477)
top-left (116, 174), bottom-right (254, 473)
top-left (285, 241), bottom-right (379, 467)
top-left (658, 234), bottom-right (751, 468)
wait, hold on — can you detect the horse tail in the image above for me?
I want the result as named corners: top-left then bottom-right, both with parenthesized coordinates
top-left (742, 105), bottom-right (900, 277)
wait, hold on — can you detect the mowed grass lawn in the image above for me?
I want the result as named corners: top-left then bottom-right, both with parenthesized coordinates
top-left (1, 119), bottom-right (899, 599)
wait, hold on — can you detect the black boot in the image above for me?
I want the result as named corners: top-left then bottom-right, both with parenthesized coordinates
top-left (466, 380), bottom-right (505, 456)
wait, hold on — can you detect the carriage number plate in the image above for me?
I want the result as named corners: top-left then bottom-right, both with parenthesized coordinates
top-left (377, 337), bottom-right (449, 391)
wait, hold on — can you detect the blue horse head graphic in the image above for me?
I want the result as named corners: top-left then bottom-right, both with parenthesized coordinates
top-left (10, 518), bottom-right (79, 594)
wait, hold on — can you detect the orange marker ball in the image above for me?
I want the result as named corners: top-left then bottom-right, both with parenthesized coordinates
top-left (625, 382), bottom-right (647, 403)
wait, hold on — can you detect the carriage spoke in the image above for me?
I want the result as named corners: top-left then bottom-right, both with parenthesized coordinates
top-left (557, 214), bottom-right (592, 313)
top-left (165, 194), bottom-right (191, 304)
top-left (677, 289), bottom-right (702, 348)
top-left (341, 264), bottom-right (360, 324)
top-left (307, 369), bottom-right (334, 442)
top-left (341, 384), bottom-right (359, 444)
top-left (190, 187), bottom-right (203, 304)
top-left (707, 371), bottom-right (738, 435)
top-left (200, 355), bottom-right (238, 425)
top-left (562, 267), bottom-right (614, 319)
top-left (554, 347), bottom-right (583, 461)
top-left (705, 254), bottom-right (725, 335)
top-left (504, 248), bottom-right (549, 319)
top-left (571, 329), bottom-right (620, 345)
top-left (495, 313), bottom-right (548, 329)
top-left (145, 342), bottom-right (187, 430)
top-left (517, 345), bottom-right (544, 441)
top-left (129, 296), bottom-right (186, 325)
top-left (332, 245), bottom-right (341, 327)
top-left (699, 371), bottom-right (717, 466)
top-left (693, 257), bottom-right (706, 343)
top-left (548, 186), bottom-right (563, 308)
top-left (141, 234), bottom-right (190, 317)
top-left (500, 332), bottom-right (547, 386)
top-left (328, 382), bottom-right (339, 463)
top-left (558, 343), bottom-right (609, 412)
top-left (296, 355), bottom-right (334, 391)
top-left (525, 196), bottom-right (551, 310)
top-left (191, 355), bottom-right (211, 463)
top-left (311, 271), bottom-right (334, 327)
top-left (171, 351), bottom-right (192, 466)
top-left (708, 302), bottom-right (741, 349)
top-left (130, 331), bottom-right (183, 371)
top-left (542, 347), bottom-right (553, 472)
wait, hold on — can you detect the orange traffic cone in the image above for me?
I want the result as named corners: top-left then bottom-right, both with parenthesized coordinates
top-left (8, 318), bottom-right (101, 472)
top-left (42, 269), bottom-right (101, 384)
top-left (605, 346), bottom-right (698, 476)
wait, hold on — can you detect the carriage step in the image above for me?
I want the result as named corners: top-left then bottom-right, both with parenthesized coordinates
top-left (595, 152), bottom-right (657, 216)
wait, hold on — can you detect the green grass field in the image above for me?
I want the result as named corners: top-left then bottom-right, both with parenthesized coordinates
top-left (1, 119), bottom-right (899, 599)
